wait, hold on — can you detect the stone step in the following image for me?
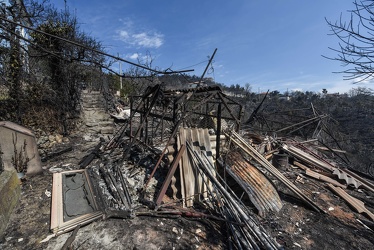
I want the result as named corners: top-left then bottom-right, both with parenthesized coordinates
top-left (80, 89), bottom-right (114, 135)
top-left (100, 126), bottom-right (114, 134)
top-left (82, 90), bottom-right (101, 95)
top-left (85, 112), bottom-right (110, 121)
top-left (82, 103), bottom-right (106, 109)
top-left (86, 126), bottom-right (101, 132)
top-left (85, 120), bottom-right (113, 127)
top-left (81, 97), bottom-right (105, 102)
top-left (82, 107), bottom-right (105, 112)
top-left (99, 121), bottom-right (114, 127)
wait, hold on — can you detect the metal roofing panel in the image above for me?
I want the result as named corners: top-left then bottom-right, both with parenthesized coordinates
top-left (225, 151), bottom-right (283, 216)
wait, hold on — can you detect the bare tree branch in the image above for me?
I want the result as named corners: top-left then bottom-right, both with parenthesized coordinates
top-left (325, 0), bottom-right (374, 82)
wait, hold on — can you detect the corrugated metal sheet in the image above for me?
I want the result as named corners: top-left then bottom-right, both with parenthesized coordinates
top-left (227, 131), bottom-right (324, 213)
top-left (332, 169), bottom-right (362, 189)
top-left (177, 128), bottom-right (214, 207)
top-left (225, 151), bottom-right (283, 216)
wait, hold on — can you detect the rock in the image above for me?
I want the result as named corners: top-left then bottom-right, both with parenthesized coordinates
top-left (45, 190), bottom-right (51, 198)
top-left (83, 135), bottom-right (93, 141)
top-left (55, 134), bottom-right (63, 143)
top-left (294, 242), bottom-right (301, 248)
top-left (48, 135), bottom-right (55, 142)
top-left (127, 178), bottom-right (135, 187)
top-left (37, 136), bottom-right (49, 145)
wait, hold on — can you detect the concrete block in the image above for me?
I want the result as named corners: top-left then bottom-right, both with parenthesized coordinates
top-left (0, 169), bottom-right (20, 239)
top-left (0, 121), bottom-right (43, 175)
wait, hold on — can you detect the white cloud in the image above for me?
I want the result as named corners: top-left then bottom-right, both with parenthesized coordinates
top-left (116, 19), bottom-right (164, 49)
top-left (132, 32), bottom-right (164, 48)
top-left (119, 31), bottom-right (129, 39)
top-left (326, 80), bottom-right (373, 94)
top-left (125, 52), bottom-right (152, 63)
top-left (129, 53), bottom-right (139, 60)
top-left (290, 88), bottom-right (303, 92)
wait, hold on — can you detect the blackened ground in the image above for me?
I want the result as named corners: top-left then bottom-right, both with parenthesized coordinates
top-left (0, 135), bottom-right (227, 250)
top-left (0, 134), bottom-right (373, 249)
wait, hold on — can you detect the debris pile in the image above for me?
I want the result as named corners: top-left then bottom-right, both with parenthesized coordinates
top-left (3, 83), bottom-right (373, 249)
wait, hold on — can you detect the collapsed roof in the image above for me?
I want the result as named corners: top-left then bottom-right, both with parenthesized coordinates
top-left (48, 84), bottom-right (374, 249)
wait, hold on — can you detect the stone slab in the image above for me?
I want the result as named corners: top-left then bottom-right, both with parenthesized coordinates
top-left (100, 127), bottom-right (114, 134)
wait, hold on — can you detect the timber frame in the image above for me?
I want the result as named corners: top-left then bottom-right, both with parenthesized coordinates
top-left (124, 84), bottom-right (243, 159)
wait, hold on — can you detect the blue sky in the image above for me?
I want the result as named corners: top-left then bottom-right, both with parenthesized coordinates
top-left (51, 0), bottom-right (372, 94)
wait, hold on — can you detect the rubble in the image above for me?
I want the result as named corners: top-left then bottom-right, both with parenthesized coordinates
top-left (1, 83), bottom-right (374, 249)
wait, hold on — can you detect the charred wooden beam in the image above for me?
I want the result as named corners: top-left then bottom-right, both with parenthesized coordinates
top-left (79, 140), bottom-right (103, 169)
top-left (117, 167), bottom-right (133, 208)
top-left (41, 145), bottom-right (73, 162)
top-left (61, 225), bottom-right (80, 250)
top-left (99, 166), bottom-right (122, 206)
top-left (245, 90), bottom-right (269, 124)
top-left (156, 144), bottom-right (185, 206)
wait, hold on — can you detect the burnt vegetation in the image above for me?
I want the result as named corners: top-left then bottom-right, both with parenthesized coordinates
top-left (1, 1), bottom-right (374, 249)
top-left (0, 1), bottom-right (373, 177)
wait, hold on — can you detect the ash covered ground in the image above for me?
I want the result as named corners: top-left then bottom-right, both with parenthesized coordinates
top-left (1, 132), bottom-right (373, 250)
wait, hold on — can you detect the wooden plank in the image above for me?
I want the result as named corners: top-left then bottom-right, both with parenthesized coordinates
top-left (327, 184), bottom-right (374, 221)
top-left (305, 168), bottom-right (346, 188)
top-left (156, 144), bottom-right (185, 206)
top-left (294, 161), bottom-right (346, 188)
top-left (50, 172), bottom-right (62, 230)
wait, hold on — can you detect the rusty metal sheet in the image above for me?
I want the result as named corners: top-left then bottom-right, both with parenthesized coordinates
top-left (227, 131), bottom-right (324, 213)
top-left (225, 151), bottom-right (283, 216)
